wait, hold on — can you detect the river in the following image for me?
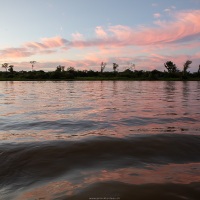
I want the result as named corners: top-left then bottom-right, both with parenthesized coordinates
top-left (0, 81), bottom-right (200, 200)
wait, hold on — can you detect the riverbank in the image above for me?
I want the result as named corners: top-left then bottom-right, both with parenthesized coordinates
top-left (1, 69), bottom-right (200, 81)
top-left (0, 77), bottom-right (200, 81)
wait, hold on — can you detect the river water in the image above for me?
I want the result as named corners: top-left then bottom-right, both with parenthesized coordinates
top-left (0, 81), bottom-right (200, 200)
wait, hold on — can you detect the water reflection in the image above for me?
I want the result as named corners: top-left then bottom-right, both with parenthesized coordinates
top-left (0, 81), bottom-right (200, 199)
top-left (182, 81), bottom-right (190, 104)
top-left (0, 81), bottom-right (200, 141)
top-left (164, 81), bottom-right (176, 103)
top-left (112, 81), bottom-right (118, 96)
top-left (16, 162), bottom-right (200, 200)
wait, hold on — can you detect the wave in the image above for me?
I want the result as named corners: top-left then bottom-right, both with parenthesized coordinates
top-left (0, 119), bottom-right (112, 133)
top-left (0, 134), bottom-right (200, 189)
top-left (0, 116), bottom-right (198, 133)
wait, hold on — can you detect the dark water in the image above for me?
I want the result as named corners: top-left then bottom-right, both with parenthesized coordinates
top-left (0, 81), bottom-right (200, 200)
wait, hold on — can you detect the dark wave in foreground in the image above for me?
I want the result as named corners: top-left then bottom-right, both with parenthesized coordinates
top-left (1, 134), bottom-right (200, 186)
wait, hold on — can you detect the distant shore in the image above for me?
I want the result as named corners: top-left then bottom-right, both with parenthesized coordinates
top-left (1, 67), bottom-right (200, 81)
top-left (0, 77), bottom-right (200, 81)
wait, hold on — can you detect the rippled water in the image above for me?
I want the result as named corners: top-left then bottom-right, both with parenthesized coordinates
top-left (0, 81), bottom-right (200, 200)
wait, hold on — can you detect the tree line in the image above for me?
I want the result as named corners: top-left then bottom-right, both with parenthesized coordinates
top-left (0, 60), bottom-right (200, 80)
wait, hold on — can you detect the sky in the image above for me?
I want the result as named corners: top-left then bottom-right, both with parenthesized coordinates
top-left (0, 0), bottom-right (200, 72)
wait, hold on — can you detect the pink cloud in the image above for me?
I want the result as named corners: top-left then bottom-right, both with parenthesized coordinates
top-left (25, 42), bottom-right (47, 50)
top-left (71, 32), bottom-right (84, 41)
top-left (65, 9), bottom-right (200, 49)
top-left (0, 48), bottom-right (33, 58)
top-left (3, 10), bottom-right (200, 54)
top-left (106, 10), bottom-right (200, 45)
top-left (1, 9), bottom-right (200, 71)
top-left (42, 36), bottom-right (67, 48)
top-left (0, 37), bottom-right (65, 61)
top-left (25, 36), bottom-right (67, 50)
top-left (95, 26), bottom-right (108, 39)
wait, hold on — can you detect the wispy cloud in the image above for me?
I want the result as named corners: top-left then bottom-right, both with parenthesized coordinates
top-left (153, 13), bottom-right (161, 18)
top-left (0, 48), bottom-right (33, 58)
top-left (95, 26), bottom-right (108, 39)
top-left (71, 32), bottom-right (85, 41)
top-left (164, 8), bottom-right (171, 12)
top-left (24, 36), bottom-right (68, 50)
top-left (164, 5), bottom-right (176, 13)
top-left (105, 10), bottom-right (200, 46)
top-left (71, 10), bottom-right (200, 47)
top-left (2, 10), bottom-right (200, 54)
top-left (1, 9), bottom-right (200, 71)
top-left (0, 37), bottom-right (69, 60)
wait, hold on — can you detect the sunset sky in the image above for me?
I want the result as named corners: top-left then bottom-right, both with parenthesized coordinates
top-left (0, 0), bottom-right (200, 72)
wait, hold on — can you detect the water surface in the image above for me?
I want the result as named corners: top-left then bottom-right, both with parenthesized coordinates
top-left (0, 81), bottom-right (200, 200)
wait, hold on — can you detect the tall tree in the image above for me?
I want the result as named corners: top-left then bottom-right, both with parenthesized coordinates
top-left (67, 66), bottom-right (75, 72)
top-left (113, 63), bottom-right (119, 72)
top-left (164, 61), bottom-right (178, 73)
top-left (61, 66), bottom-right (65, 72)
top-left (198, 65), bottom-right (200, 74)
top-left (8, 65), bottom-right (14, 73)
top-left (56, 65), bottom-right (61, 72)
top-left (100, 62), bottom-right (106, 73)
top-left (183, 60), bottom-right (192, 76)
top-left (56, 65), bottom-right (65, 72)
top-left (2, 63), bottom-right (9, 72)
top-left (30, 61), bottom-right (36, 71)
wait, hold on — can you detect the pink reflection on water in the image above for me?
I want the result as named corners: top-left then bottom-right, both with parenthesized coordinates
top-left (16, 163), bottom-right (200, 199)
top-left (16, 181), bottom-right (82, 200)
top-left (0, 81), bottom-right (200, 141)
top-left (82, 163), bottom-right (200, 185)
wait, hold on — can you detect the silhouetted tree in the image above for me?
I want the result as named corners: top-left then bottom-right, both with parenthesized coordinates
top-left (0, 60), bottom-right (200, 80)
top-left (8, 65), bottom-right (14, 73)
top-left (61, 66), bottom-right (65, 72)
top-left (30, 61), bottom-right (36, 71)
top-left (2, 63), bottom-right (9, 72)
top-left (56, 65), bottom-right (65, 72)
top-left (55, 65), bottom-right (61, 72)
top-left (183, 60), bottom-right (192, 77)
top-left (113, 63), bottom-right (119, 72)
top-left (100, 62), bottom-right (106, 73)
top-left (164, 61), bottom-right (178, 73)
top-left (67, 66), bottom-right (75, 72)
top-left (127, 62), bottom-right (135, 71)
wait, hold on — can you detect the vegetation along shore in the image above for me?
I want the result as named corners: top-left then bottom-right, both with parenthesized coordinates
top-left (1, 60), bottom-right (200, 81)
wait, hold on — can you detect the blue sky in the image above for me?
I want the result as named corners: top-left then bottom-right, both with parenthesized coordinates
top-left (0, 0), bottom-right (200, 71)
